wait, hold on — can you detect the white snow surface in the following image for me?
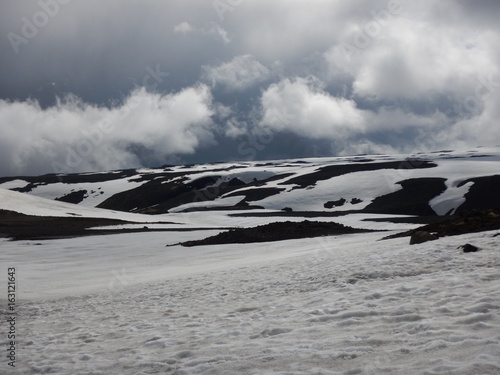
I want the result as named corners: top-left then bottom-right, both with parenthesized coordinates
top-left (28, 179), bottom-right (143, 207)
top-left (0, 179), bottom-right (29, 190)
top-left (8, 177), bottom-right (145, 208)
top-left (0, 188), bottom-right (169, 223)
top-left (430, 182), bottom-right (474, 216)
top-left (1, 229), bottom-right (499, 374)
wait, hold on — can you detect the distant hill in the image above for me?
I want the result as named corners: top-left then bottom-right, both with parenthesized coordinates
top-left (1, 147), bottom-right (499, 217)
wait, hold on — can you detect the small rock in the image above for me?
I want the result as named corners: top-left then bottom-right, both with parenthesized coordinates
top-left (281, 207), bottom-right (293, 212)
top-left (324, 198), bottom-right (346, 209)
top-left (459, 243), bottom-right (479, 253)
top-left (410, 231), bottom-right (438, 245)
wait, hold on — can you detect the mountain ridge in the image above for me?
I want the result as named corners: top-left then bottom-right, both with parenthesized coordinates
top-left (1, 147), bottom-right (499, 218)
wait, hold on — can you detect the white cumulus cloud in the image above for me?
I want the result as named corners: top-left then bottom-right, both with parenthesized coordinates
top-left (0, 85), bottom-right (215, 176)
top-left (259, 77), bottom-right (366, 138)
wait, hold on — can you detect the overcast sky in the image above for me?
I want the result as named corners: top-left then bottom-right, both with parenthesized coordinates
top-left (1, 0), bottom-right (499, 176)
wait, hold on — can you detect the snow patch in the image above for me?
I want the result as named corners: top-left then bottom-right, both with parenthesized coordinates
top-left (430, 181), bottom-right (474, 215)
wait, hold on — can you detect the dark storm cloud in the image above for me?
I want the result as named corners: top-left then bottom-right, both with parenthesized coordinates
top-left (0, 0), bottom-right (228, 105)
top-left (0, 0), bottom-right (499, 176)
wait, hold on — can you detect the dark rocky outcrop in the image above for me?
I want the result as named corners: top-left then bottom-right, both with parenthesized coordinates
top-left (455, 175), bottom-right (500, 213)
top-left (55, 190), bottom-right (87, 204)
top-left (176, 220), bottom-right (375, 247)
top-left (224, 187), bottom-right (285, 202)
top-left (364, 178), bottom-right (447, 216)
top-left (324, 198), bottom-right (346, 209)
top-left (385, 208), bottom-right (500, 241)
top-left (410, 231), bottom-right (438, 245)
top-left (459, 243), bottom-right (480, 253)
top-left (98, 176), bottom-right (219, 213)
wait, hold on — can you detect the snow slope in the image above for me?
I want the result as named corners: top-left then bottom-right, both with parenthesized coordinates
top-left (1, 229), bottom-right (499, 374)
top-left (0, 188), bottom-right (166, 223)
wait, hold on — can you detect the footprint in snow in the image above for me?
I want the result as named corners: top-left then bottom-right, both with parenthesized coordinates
top-left (250, 328), bottom-right (293, 339)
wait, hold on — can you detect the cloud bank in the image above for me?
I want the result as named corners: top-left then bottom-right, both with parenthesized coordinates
top-left (0, 86), bottom-right (214, 176)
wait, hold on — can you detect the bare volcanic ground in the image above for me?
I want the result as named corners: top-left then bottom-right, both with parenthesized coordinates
top-left (384, 208), bottom-right (500, 241)
top-left (0, 210), bottom-right (198, 241)
top-left (176, 220), bottom-right (376, 247)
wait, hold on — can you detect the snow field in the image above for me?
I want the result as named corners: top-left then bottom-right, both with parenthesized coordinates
top-left (1, 230), bottom-right (499, 374)
top-left (0, 188), bottom-right (171, 223)
top-left (25, 178), bottom-right (146, 207)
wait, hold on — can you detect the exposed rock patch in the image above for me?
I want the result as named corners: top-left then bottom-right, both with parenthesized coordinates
top-left (324, 198), bottom-right (346, 209)
top-left (410, 231), bottom-right (438, 245)
top-left (459, 243), bottom-right (480, 253)
top-left (175, 220), bottom-right (376, 247)
top-left (224, 187), bottom-right (285, 202)
top-left (364, 178), bottom-right (447, 216)
top-left (55, 190), bottom-right (88, 204)
top-left (385, 208), bottom-right (500, 241)
top-left (455, 175), bottom-right (500, 213)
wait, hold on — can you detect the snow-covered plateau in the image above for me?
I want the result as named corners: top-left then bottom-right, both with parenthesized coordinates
top-left (0, 147), bottom-right (499, 374)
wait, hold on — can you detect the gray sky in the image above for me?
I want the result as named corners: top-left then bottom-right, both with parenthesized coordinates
top-left (1, 0), bottom-right (499, 176)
